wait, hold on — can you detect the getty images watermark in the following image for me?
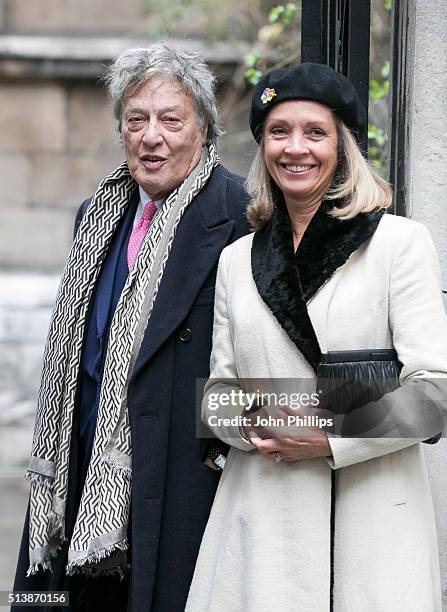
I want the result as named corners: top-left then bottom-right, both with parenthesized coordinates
top-left (195, 377), bottom-right (446, 439)
top-left (206, 389), bottom-right (333, 430)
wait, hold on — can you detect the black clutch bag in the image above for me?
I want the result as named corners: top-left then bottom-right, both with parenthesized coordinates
top-left (317, 349), bottom-right (440, 443)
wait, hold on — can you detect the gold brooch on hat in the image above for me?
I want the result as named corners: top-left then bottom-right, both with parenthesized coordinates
top-left (261, 88), bottom-right (277, 104)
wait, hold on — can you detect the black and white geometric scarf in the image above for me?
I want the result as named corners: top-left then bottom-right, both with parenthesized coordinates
top-left (26, 143), bottom-right (219, 577)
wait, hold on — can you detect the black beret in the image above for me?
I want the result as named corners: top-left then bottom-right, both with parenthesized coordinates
top-left (249, 63), bottom-right (366, 143)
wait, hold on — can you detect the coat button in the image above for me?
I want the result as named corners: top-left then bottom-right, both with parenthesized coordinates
top-left (178, 328), bottom-right (192, 342)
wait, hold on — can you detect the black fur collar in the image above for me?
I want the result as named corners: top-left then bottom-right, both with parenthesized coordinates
top-left (251, 202), bottom-right (384, 372)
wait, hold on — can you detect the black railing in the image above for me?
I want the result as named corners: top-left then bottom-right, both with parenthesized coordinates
top-left (301, 0), bottom-right (371, 151)
top-left (388, 0), bottom-right (408, 216)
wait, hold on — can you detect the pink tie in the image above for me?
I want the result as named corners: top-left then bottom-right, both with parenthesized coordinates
top-left (127, 200), bottom-right (158, 270)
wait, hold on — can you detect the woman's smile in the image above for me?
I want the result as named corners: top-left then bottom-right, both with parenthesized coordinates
top-left (283, 163), bottom-right (315, 172)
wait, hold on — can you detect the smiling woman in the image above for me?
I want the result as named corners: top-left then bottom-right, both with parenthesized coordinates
top-left (186, 62), bottom-right (447, 612)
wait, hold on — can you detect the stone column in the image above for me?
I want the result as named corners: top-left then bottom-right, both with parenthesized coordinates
top-left (404, 0), bottom-right (447, 604)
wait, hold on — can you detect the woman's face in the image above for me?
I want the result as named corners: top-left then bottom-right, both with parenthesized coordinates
top-left (263, 100), bottom-right (338, 206)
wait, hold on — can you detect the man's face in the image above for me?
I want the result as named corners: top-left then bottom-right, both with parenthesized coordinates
top-left (121, 76), bottom-right (207, 200)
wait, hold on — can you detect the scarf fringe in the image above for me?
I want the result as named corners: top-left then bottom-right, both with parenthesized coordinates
top-left (26, 560), bottom-right (52, 577)
top-left (49, 510), bottom-right (64, 532)
top-left (26, 512), bottom-right (66, 577)
top-left (73, 563), bottom-right (129, 580)
top-left (66, 537), bottom-right (129, 578)
top-left (25, 471), bottom-right (53, 488)
top-left (48, 510), bottom-right (67, 556)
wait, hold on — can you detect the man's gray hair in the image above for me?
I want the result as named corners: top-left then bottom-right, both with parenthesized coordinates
top-left (104, 42), bottom-right (222, 143)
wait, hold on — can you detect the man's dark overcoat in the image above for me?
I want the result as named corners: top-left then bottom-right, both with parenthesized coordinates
top-left (14, 164), bottom-right (250, 611)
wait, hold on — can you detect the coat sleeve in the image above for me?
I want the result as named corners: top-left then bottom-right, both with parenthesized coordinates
top-left (201, 247), bottom-right (254, 452)
top-left (327, 221), bottom-right (447, 469)
top-left (73, 197), bottom-right (92, 239)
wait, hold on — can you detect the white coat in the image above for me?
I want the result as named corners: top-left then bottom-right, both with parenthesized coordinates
top-left (186, 214), bottom-right (447, 612)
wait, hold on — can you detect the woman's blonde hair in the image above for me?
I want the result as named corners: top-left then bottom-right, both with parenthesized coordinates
top-left (246, 117), bottom-right (393, 230)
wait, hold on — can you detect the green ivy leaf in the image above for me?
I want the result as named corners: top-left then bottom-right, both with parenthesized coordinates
top-left (369, 77), bottom-right (389, 100)
top-left (245, 51), bottom-right (260, 68)
top-left (368, 125), bottom-right (385, 146)
top-left (269, 6), bottom-right (283, 23)
top-left (245, 68), bottom-right (263, 86)
top-left (381, 61), bottom-right (390, 79)
top-left (283, 3), bottom-right (297, 25)
top-left (269, 3), bottom-right (297, 25)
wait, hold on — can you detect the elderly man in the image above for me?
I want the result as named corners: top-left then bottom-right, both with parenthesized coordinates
top-left (14, 43), bottom-right (249, 611)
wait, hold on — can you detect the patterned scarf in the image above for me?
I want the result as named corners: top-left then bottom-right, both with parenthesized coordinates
top-left (26, 144), bottom-right (219, 577)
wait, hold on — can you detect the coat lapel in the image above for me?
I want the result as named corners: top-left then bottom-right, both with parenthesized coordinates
top-left (297, 202), bottom-right (384, 302)
top-left (130, 166), bottom-right (236, 380)
top-left (251, 201), bottom-right (384, 372)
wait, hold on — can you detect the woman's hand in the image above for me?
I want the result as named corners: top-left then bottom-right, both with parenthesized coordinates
top-left (242, 404), bottom-right (332, 462)
top-left (249, 430), bottom-right (332, 461)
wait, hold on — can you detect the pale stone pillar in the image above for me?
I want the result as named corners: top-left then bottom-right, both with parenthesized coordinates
top-left (404, 0), bottom-right (447, 604)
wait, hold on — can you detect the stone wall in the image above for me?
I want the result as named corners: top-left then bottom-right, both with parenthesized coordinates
top-left (404, 0), bottom-right (447, 606)
top-left (0, 0), bottom-right (146, 34)
top-left (0, 80), bottom-right (123, 271)
top-left (0, 273), bottom-right (58, 465)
